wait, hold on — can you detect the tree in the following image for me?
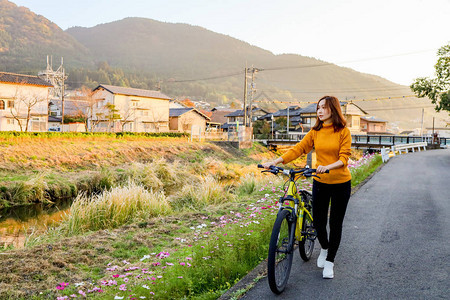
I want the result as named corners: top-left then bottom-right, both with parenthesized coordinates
top-left (105, 103), bottom-right (121, 132)
top-left (410, 43), bottom-right (450, 112)
top-left (74, 86), bottom-right (103, 132)
top-left (180, 98), bottom-right (195, 107)
top-left (10, 85), bottom-right (48, 132)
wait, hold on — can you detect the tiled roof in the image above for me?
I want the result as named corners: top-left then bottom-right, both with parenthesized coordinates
top-left (0, 72), bottom-right (53, 87)
top-left (169, 108), bottom-right (211, 120)
top-left (170, 108), bottom-right (192, 117)
top-left (95, 84), bottom-right (171, 100)
top-left (300, 102), bottom-right (351, 114)
top-left (361, 116), bottom-right (387, 123)
top-left (225, 107), bottom-right (267, 117)
top-left (210, 109), bottom-right (235, 124)
top-left (48, 116), bottom-right (62, 122)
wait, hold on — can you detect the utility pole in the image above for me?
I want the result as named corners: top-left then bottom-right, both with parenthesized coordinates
top-left (287, 105), bottom-right (290, 136)
top-left (248, 67), bottom-right (261, 128)
top-left (243, 66), bottom-right (248, 127)
top-left (39, 56), bottom-right (67, 131)
top-left (420, 108), bottom-right (424, 140)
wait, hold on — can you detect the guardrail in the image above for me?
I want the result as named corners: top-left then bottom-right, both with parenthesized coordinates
top-left (392, 142), bottom-right (427, 154)
top-left (380, 142), bottom-right (427, 163)
top-left (262, 134), bottom-right (450, 148)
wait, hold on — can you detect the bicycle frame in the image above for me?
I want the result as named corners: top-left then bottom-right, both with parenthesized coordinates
top-left (277, 178), bottom-right (313, 251)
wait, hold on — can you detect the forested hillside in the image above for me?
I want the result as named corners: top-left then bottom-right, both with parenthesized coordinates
top-left (0, 0), bottom-right (92, 72)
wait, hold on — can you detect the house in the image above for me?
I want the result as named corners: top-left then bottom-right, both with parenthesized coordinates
top-left (210, 108), bottom-right (235, 125)
top-left (226, 106), bottom-right (269, 123)
top-left (0, 72), bottom-right (53, 132)
top-left (169, 108), bottom-right (210, 133)
top-left (296, 101), bottom-right (368, 133)
top-left (90, 84), bottom-right (171, 132)
top-left (222, 106), bottom-right (269, 131)
top-left (360, 116), bottom-right (389, 134)
top-left (259, 106), bottom-right (302, 121)
top-left (48, 90), bottom-right (92, 131)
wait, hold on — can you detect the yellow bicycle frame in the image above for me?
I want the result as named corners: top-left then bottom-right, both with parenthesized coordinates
top-left (284, 180), bottom-right (313, 241)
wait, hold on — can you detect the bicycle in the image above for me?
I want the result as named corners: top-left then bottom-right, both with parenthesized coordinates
top-left (258, 164), bottom-right (328, 294)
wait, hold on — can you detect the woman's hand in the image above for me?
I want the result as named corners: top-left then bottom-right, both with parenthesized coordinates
top-left (261, 157), bottom-right (284, 169)
top-left (261, 161), bottom-right (275, 169)
top-left (316, 165), bottom-right (329, 174)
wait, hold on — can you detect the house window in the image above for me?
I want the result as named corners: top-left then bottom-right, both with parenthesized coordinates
top-left (7, 100), bottom-right (14, 108)
top-left (0, 100), bottom-right (4, 110)
top-left (7, 119), bottom-right (14, 125)
top-left (131, 100), bottom-right (139, 107)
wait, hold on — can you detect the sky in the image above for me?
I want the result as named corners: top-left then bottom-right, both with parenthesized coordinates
top-left (11, 0), bottom-right (450, 86)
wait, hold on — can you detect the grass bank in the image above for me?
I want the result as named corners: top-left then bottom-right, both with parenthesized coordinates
top-left (0, 134), bottom-right (273, 209)
top-left (0, 148), bottom-right (383, 299)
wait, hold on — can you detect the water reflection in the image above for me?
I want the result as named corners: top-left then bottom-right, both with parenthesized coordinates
top-left (0, 200), bottom-right (71, 249)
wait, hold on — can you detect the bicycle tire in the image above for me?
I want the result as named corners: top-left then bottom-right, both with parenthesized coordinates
top-left (299, 193), bottom-right (315, 261)
top-left (267, 208), bottom-right (294, 294)
top-left (298, 215), bottom-right (315, 261)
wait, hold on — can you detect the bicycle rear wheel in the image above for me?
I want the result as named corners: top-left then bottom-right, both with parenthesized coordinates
top-left (299, 193), bottom-right (315, 261)
top-left (267, 209), bottom-right (294, 294)
top-left (298, 214), bottom-right (315, 261)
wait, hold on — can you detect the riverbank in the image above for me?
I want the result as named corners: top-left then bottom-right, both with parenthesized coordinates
top-left (0, 136), bottom-right (378, 299)
top-left (0, 133), bottom-right (274, 209)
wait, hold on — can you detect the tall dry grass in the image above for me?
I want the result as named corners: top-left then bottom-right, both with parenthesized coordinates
top-left (61, 181), bottom-right (172, 235)
top-left (171, 175), bottom-right (236, 210)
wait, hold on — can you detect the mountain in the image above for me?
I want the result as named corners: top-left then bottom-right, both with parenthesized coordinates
top-left (0, 0), bottom-right (92, 73)
top-left (0, 1), bottom-right (446, 130)
top-left (66, 17), bottom-right (448, 130)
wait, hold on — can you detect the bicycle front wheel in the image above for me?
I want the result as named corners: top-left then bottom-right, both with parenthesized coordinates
top-left (267, 209), bottom-right (294, 294)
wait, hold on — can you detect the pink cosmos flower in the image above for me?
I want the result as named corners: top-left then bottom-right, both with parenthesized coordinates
top-left (56, 282), bottom-right (68, 290)
top-left (119, 284), bottom-right (127, 291)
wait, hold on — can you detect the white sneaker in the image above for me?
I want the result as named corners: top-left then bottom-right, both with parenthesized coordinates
top-left (323, 261), bottom-right (334, 279)
top-left (317, 248), bottom-right (328, 268)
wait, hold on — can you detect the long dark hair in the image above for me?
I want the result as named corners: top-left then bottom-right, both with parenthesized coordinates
top-left (312, 96), bottom-right (347, 132)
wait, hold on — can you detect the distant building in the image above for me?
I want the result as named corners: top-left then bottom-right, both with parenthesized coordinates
top-left (210, 108), bottom-right (235, 125)
top-left (169, 107), bottom-right (210, 133)
top-left (0, 71), bottom-right (52, 132)
top-left (223, 106), bottom-right (269, 131)
top-left (360, 116), bottom-right (389, 134)
top-left (292, 102), bottom-right (368, 133)
top-left (91, 84), bottom-right (171, 132)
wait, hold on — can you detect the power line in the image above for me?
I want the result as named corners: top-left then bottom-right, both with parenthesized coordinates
top-left (253, 95), bottom-right (420, 105)
top-left (362, 105), bottom-right (436, 111)
top-left (164, 71), bottom-right (243, 83)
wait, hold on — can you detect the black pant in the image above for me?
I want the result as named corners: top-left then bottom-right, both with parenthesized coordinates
top-left (312, 180), bottom-right (351, 263)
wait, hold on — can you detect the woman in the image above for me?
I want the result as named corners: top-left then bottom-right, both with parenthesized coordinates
top-left (262, 95), bottom-right (352, 279)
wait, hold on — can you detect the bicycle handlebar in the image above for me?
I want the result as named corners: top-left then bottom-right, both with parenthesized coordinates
top-left (257, 164), bottom-right (329, 178)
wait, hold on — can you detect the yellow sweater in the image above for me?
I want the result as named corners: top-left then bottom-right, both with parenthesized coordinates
top-left (281, 123), bottom-right (352, 184)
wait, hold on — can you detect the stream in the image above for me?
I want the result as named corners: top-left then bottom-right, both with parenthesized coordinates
top-left (0, 200), bottom-right (71, 249)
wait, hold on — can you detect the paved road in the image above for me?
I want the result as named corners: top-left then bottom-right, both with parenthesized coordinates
top-left (241, 149), bottom-right (450, 299)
